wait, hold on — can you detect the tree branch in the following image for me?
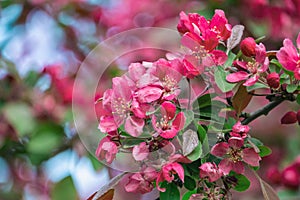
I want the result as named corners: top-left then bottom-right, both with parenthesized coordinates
top-left (241, 94), bottom-right (295, 125)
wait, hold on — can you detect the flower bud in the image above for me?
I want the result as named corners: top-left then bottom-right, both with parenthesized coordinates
top-left (282, 166), bottom-right (300, 190)
top-left (297, 110), bottom-right (300, 125)
top-left (281, 111), bottom-right (297, 124)
top-left (240, 37), bottom-right (257, 57)
top-left (267, 72), bottom-right (280, 88)
top-left (266, 166), bottom-right (281, 185)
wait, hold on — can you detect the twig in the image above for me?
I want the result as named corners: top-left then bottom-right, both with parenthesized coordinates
top-left (241, 94), bottom-right (295, 125)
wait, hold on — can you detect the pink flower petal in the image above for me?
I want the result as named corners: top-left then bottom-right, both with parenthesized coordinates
top-left (243, 74), bottom-right (259, 86)
top-left (211, 142), bottom-right (229, 157)
top-left (132, 142), bottom-right (149, 161)
top-left (137, 86), bottom-right (163, 103)
top-left (231, 161), bottom-right (245, 174)
top-left (242, 148), bottom-right (261, 166)
top-left (161, 101), bottom-right (176, 119)
top-left (125, 116), bottom-right (144, 137)
top-left (172, 112), bottom-right (186, 131)
top-left (218, 159), bottom-right (233, 175)
top-left (226, 71), bottom-right (249, 83)
top-left (228, 137), bottom-right (244, 149)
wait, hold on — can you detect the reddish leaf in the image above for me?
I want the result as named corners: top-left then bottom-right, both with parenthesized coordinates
top-left (232, 84), bottom-right (253, 115)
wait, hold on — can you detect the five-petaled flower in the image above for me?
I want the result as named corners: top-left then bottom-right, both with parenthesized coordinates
top-left (226, 43), bottom-right (269, 86)
top-left (211, 137), bottom-right (261, 175)
top-left (152, 101), bottom-right (186, 139)
top-left (156, 162), bottom-right (185, 192)
top-left (199, 162), bottom-right (224, 182)
top-left (125, 167), bottom-right (158, 194)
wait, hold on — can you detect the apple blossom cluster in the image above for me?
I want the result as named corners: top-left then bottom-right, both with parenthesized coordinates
top-left (96, 9), bottom-right (300, 199)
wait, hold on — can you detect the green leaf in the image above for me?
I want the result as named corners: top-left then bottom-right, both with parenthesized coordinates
top-left (3, 103), bottom-right (36, 137)
top-left (196, 124), bottom-right (210, 157)
top-left (259, 146), bottom-right (272, 157)
top-left (184, 176), bottom-right (196, 190)
top-left (182, 189), bottom-right (197, 200)
top-left (183, 110), bottom-right (194, 130)
top-left (160, 182), bottom-right (180, 200)
top-left (297, 94), bottom-right (300, 105)
top-left (214, 66), bottom-right (235, 92)
top-left (270, 59), bottom-right (283, 69)
top-left (195, 94), bottom-right (212, 109)
top-left (51, 176), bottom-right (77, 200)
top-left (247, 137), bottom-right (263, 146)
top-left (246, 82), bottom-right (269, 92)
top-left (225, 51), bottom-right (236, 67)
top-left (187, 140), bottom-right (202, 162)
top-left (286, 85), bottom-right (298, 93)
top-left (231, 173), bottom-right (251, 192)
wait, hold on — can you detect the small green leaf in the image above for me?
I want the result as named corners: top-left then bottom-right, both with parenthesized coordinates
top-left (51, 176), bottom-right (77, 200)
top-left (259, 146), bottom-right (272, 157)
top-left (231, 173), bottom-right (251, 192)
top-left (214, 66), bottom-right (235, 92)
top-left (187, 140), bottom-right (202, 162)
top-left (246, 82), bottom-right (269, 92)
top-left (184, 176), bottom-right (196, 190)
top-left (270, 59), bottom-right (283, 68)
top-left (297, 94), bottom-right (300, 105)
top-left (182, 189), bottom-right (197, 200)
top-left (286, 85), bottom-right (298, 93)
top-left (183, 110), bottom-right (194, 129)
top-left (248, 137), bottom-right (263, 146)
top-left (3, 103), bottom-right (36, 137)
top-left (160, 182), bottom-right (180, 200)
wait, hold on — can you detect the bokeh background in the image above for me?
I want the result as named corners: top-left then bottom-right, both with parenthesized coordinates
top-left (0, 0), bottom-right (300, 199)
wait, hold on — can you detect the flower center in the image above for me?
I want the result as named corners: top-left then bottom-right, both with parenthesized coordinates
top-left (156, 115), bottom-right (171, 130)
top-left (228, 148), bottom-right (242, 163)
top-left (246, 61), bottom-right (259, 74)
top-left (112, 97), bottom-right (130, 117)
top-left (193, 45), bottom-right (208, 59)
top-left (162, 75), bottom-right (177, 91)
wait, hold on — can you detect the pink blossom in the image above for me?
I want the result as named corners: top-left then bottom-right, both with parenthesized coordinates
top-left (136, 86), bottom-right (163, 103)
top-left (125, 167), bottom-right (158, 194)
top-left (199, 162), bottom-right (223, 182)
top-left (177, 12), bottom-right (201, 34)
top-left (152, 101), bottom-right (185, 139)
top-left (98, 115), bottom-right (118, 133)
top-left (181, 33), bottom-right (227, 78)
top-left (151, 59), bottom-right (183, 100)
top-left (156, 162), bottom-right (184, 192)
top-left (226, 43), bottom-right (269, 86)
top-left (230, 121), bottom-right (250, 138)
top-left (277, 33), bottom-right (300, 80)
top-left (132, 142), bottom-right (149, 161)
top-left (211, 137), bottom-right (261, 175)
top-left (198, 9), bottom-right (232, 41)
top-left (96, 137), bottom-right (118, 164)
top-left (282, 165), bottom-right (300, 190)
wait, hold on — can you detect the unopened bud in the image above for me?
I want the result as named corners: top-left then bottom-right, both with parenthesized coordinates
top-left (267, 72), bottom-right (280, 88)
top-left (240, 37), bottom-right (256, 57)
top-left (281, 111), bottom-right (297, 124)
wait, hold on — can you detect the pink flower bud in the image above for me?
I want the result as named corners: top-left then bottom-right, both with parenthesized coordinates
top-left (297, 110), bottom-right (300, 125)
top-left (281, 111), bottom-right (297, 124)
top-left (266, 166), bottom-right (281, 185)
top-left (267, 72), bottom-right (280, 88)
top-left (282, 166), bottom-right (300, 190)
top-left (240, 37), bottom-right (256, 57)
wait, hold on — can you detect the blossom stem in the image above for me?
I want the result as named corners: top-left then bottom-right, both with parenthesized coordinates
top-left (241, 93), bottom-right (295, 125)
